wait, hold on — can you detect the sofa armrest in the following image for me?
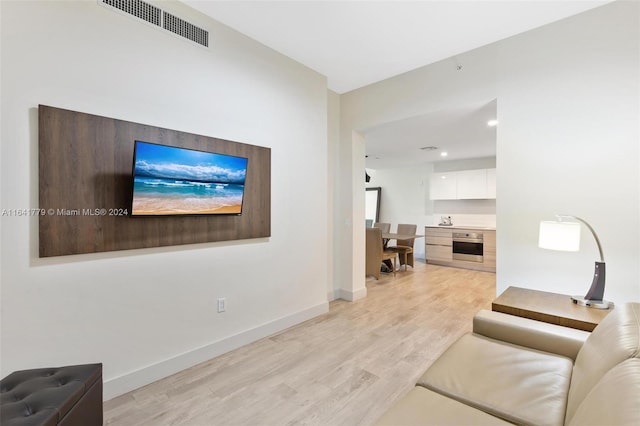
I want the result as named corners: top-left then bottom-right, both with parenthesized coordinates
top-left (473, 310), bottom-right (590, 360)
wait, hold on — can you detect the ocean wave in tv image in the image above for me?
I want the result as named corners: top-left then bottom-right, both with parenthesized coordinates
top-left (132, 178), bottom-right (244, 215)
top-left (131, 141), bottom-right (248, 215)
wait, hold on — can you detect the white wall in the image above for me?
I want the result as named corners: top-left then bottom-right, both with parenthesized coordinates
top-left (0, 1), bottom-right (329, 399)
top-left (340, 1), bottom-right (640, 303)
top-left (366, 165), bottom-right (433, 260)
top-left (495, 1), bottom-right (639, 302)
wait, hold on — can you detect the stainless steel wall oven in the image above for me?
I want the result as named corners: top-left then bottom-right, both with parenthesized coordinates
top-left (452, 232), bottom-right (484, 263)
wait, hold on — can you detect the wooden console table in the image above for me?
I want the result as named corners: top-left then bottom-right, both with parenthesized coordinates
top-left (492, 286), bottom-right (612, 332)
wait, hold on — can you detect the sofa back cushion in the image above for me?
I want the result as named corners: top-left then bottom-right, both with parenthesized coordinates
top-left (567, 358), bottom-right (640, 426)
top-left (565, 303), bottom-right (640, 424)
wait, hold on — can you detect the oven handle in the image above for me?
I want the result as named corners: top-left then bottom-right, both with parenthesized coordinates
top-left (453, 237), bottom-right (483, 244)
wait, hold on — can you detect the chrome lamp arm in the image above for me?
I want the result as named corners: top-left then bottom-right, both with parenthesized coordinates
top-left (556, 215), bottom-right (604, 262)
top-left (556, 215), bottom-right (610, 308)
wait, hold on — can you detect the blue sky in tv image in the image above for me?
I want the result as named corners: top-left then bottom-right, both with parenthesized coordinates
top-left (131, 141), bottom-right (248, 215)
top-left (133, 141), bottom-right (247, 184)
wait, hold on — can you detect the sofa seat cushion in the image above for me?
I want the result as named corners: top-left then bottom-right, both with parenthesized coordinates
top-left (375, 386), bottom-right (513, 426)
top-left (417, 334), bottom-right (573, 426)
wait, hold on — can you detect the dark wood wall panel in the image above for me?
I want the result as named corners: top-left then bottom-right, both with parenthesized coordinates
top-left (38, 105), bottom-right (271, 257)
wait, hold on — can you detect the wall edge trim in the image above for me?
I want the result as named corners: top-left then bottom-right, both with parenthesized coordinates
top-left (103, 301), bottom-right (329, 400)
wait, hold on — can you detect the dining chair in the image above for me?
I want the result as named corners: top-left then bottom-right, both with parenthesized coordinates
top-left (372, 222), bottom-right (391, 233)
top-left (365, 227), bottom-right (397, 279)
top-left (389, 223), bottom-right (417, 271)
top-left (373, 222), bottom-right (393, 268)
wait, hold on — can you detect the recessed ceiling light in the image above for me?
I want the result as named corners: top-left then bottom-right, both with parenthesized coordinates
top-left (487, 119), bottom-right (498, 127)
top-left (440, 152), bottom-right (448, 157)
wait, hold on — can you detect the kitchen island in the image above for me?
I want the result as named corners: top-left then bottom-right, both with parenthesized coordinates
top-left (424, 225), bottom-right (496, 272)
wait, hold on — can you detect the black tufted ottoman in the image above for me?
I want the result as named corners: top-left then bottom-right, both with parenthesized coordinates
top-left (0, 363), bottom-right (103, 426)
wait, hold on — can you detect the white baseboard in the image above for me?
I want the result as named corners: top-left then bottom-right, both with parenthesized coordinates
top-left (338, 286), bottom-right (367, 302)
top-left (327, 288), bottom-right (342, 301)
top-left (103, 301), bottom-right (329, 400)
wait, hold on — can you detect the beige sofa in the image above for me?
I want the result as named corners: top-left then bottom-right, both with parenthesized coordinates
top-left (376, 303), bottom-right (640, 426)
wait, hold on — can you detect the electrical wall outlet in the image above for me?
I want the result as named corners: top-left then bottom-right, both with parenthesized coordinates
top-left (217, 297), bottom-right (226, 313)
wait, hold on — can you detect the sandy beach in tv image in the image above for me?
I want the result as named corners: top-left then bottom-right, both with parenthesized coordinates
top-left (131, 141), bottom-right (248, 215)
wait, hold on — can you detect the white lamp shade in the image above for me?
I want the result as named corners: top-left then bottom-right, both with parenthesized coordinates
top-left (539, 221), bottom-right (581, 252)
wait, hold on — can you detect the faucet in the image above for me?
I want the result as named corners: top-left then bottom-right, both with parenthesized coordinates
top-left (440, 216), bottom-right (453, 226)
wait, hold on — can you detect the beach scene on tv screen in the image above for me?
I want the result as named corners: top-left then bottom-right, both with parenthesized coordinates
top-left (132, 141), bottom-right (248, 215)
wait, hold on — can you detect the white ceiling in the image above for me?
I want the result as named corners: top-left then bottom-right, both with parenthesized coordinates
top-left (182, 0), bottom-right (613, 168)
top-left (184, 0), bottom-right (612, 94)
top-left (364, 99), bottom-right (497, 169)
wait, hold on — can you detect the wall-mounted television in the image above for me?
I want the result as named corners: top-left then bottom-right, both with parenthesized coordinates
top-left (131, 141), bottom-right (248, 216)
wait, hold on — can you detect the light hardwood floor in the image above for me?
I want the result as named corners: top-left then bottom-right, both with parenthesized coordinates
top-left (104, 262), bottom-right (496, 425)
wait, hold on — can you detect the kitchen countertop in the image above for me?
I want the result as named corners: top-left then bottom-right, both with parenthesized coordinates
top-left (425, 225), bottom-right (496, 231)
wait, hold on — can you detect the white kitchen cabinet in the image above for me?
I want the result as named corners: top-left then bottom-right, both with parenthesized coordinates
top-left (456, 169), bottom-right (488, 199)
top-left (486, 168), bottom-right (496, 199)
top-left (429, 168), bottom-right (496, 200)
top-left (429, 173), bottom-right (457, 200)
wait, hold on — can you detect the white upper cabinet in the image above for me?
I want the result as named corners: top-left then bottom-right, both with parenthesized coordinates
top-left (429, 168), bottom-right (496, 200)
top-left (486, 168), bottom-right (496, 199)
top-left (429, 173), bottom-right (457, 200)
top-left (456, 169), bottom-right (488, 199)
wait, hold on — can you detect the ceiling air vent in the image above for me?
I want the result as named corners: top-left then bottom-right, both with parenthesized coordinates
top-left (101, 0), bottom-right (161, 27)
top-left (100, 0), bottom-right (209, 48)
top-left (420, 146), bottom-right (439, 151)
top-left (163, 12), bottom-right (209, 47)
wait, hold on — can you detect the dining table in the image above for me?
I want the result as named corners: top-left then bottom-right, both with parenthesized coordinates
top-left (382, 232), bottom-right (424, 241)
